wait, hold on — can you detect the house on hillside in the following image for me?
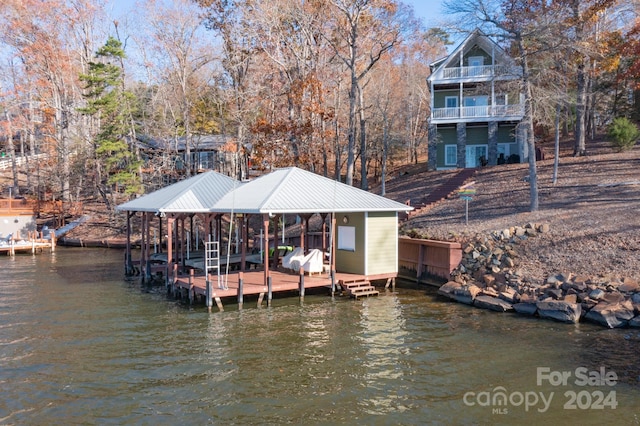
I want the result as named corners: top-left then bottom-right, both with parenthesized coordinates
top-left (427, 29), bottom-right (526, 170)
top-left (136, 134), bottom-right (250, 181)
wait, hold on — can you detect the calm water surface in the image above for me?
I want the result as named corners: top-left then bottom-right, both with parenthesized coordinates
top-left (0, 248), bottom-right (639, 425)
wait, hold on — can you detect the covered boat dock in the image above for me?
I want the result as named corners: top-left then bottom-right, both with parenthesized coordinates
top-left (116, 167), bottom-right (413, 310)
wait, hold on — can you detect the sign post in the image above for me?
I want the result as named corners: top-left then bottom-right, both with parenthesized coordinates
top-left (458, 183), bottom-right (477, 225)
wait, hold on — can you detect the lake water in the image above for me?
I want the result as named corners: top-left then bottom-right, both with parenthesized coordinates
top-left (0, 248), bottom-right (639, 425)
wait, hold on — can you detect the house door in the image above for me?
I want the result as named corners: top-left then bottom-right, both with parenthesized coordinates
top-left (465, 145), bottom-right (488, 168)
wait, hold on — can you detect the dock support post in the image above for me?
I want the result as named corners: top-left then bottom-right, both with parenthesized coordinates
top-left (330, 270), bottom-right (336, 296)
top-left (237, 272), bottom-right (244, 310)
top-left (189, 269), bottom-right (194, 304)
top-left (214, 297), bottom-right (224, 312)
top-left (257, 292), bottom-right (265, 307)
top-left (172, 263), bottom-right (178, 288)
top-left (299, 268), bottom-right (305, 302)
top-left (267, 275), bottom-right (272, 307)
top-left (125, 212), bottom-right (132, 274)
top-left (206, 277), bottom-right (213, 313)
top-left (384, 278), bottom-right (396, 291)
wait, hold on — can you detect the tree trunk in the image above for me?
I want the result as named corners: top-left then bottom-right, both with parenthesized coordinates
top-left (3, 111), bottom-right (20, 197)
top-left (519, 37), bottom-right (539, 211)
top-left (381, 113), bottom-right (389, 196)
top-left (573, 1), bottom-right (587, 156)
top-left (346, 72), bottom-right (357, 186)
top-left (553, 102), bottom-right (560, 184)
top-left (574, 57), bottom-right (588, 156)
top-left (358, 83), bottom-right (367, 190)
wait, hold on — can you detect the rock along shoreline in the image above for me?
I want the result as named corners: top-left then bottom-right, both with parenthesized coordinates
top-left (437, 223), bottom-right (640, 329)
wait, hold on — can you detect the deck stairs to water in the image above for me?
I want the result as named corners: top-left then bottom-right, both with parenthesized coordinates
top-left (340, 279), bottom-right (379, 299)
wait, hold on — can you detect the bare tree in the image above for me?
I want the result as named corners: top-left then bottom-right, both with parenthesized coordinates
top-left (139, 0), bottom-right (215, 177)
top-left (324, 0), bottom-right (401, 188)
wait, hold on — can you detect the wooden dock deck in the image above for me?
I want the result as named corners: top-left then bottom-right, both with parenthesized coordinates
top-left (0, 236), bottom-right (55, 255)
top-left (170, 268), bottom-right (388, 311)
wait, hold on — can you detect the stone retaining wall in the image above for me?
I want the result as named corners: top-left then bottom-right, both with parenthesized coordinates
top-left (437, 223), bottom-right (640, 328)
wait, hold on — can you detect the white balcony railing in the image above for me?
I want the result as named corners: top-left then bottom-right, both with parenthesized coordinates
top-left (431, 104), bottom-right (525, 121)
top-left (440, 64), bottom-right (520, 80)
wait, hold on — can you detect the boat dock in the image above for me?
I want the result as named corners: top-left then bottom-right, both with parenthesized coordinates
top-left (0, 231), bottom-right (56, 256)
top-left (0, 197), bottom-right (57, 256)
top-left (170, 268), bottom-right (384, 311)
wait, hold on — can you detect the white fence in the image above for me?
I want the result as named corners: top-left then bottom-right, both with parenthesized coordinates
top-left (0, 154), bottom-right (49, 170)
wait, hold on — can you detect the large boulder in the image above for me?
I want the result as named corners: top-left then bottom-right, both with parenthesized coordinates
top-left (451, 284), bottom-right (482, 305)
top-left (513, 302), bottom-right (538, 316)
top-left (537, 300), bottom-right (582, 324)
top-left (584, 301), bottom-right (635, 328)
top-left (438, 282), bottom-right (481, 305)
top-left (474, 295), bottom-right (514, 312)
top-left (437, 281), bottom-right (461, 298)
top-left (499, 287), bottom-right (519, 303)
top-left (618, 279), bottom-right (639, 293)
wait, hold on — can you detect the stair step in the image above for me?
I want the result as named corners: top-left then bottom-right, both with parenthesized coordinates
top-left (342, 280), bottom-right (371, 289)
top-left (352, 289), bottom-right (379, 298)
top-left (351, 284), bottom-right (375, 291)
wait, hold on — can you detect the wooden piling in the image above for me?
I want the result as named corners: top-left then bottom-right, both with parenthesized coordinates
top-left (299, 267), bottom-right (305, 302)
top-left (214, 297), bottom-right (224, 312)
top-left (237, 271), bottom-right (244, 309)
top-left (189, 269), bottom-right (195, 304)
top-left (205, 275), bottom-right (213, 311)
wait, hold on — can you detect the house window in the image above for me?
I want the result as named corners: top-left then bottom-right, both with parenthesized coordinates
top-left (463, 96), bottom-right (489, 118)
top-left (464, 96), bottom-right (488, 107)
top-left (445, 145), bottom-right (457, 166)
top-left (468, 56), bottom-right (485, 76)
top-left (445, 96), bottom-right (458, 108)
top-left (497, 143), bottom-right (515, 164)
top-left (468, 56), bottom-right (484, 67)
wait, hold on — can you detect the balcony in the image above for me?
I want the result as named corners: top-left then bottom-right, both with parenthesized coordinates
top-left (431, 104), bottom-right (525, 123)
top-left (438, 64), bottom-right (520, 81)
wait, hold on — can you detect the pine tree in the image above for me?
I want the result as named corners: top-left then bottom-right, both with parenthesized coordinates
top-left (79, 36), bottom-right (142, 206)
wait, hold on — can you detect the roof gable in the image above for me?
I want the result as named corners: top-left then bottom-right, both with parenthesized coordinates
top-left (116, 171), bottom-right (239, 213)
top-left (428, 29), bottom-right (517, 82)
top-left (213, 167), bottom-right (412, 214)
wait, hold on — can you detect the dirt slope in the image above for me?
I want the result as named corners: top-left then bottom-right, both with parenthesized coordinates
top-left (383, 141), bottom-right (640, 283)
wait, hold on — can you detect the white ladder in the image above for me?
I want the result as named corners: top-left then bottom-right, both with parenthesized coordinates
top-left (205, 241), bottom-right (224, 289)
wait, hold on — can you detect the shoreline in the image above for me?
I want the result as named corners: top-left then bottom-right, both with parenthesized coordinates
top-left (436, 223), bottom-right (640, 329)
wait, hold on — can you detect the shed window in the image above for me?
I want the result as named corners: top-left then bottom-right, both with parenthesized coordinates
top-left (337, 226), bottom-right (356, 251)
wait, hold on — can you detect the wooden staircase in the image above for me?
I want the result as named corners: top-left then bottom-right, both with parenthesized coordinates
top-left (405, 168), bottom-right (477, 220)
top-left (340, 279), bottom-right (379, 299)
